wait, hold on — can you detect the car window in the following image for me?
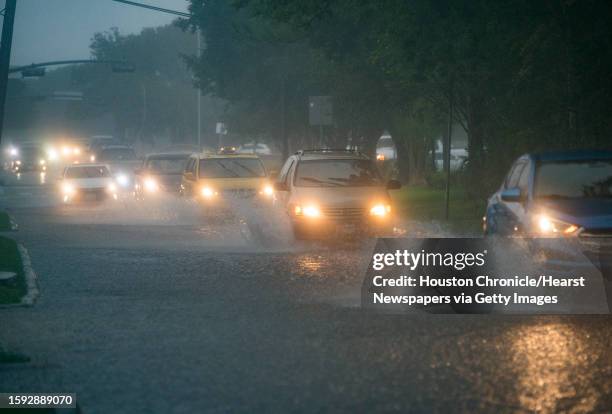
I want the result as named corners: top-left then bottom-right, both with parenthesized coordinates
top-left (199, 158), bottom-right (266, 178)
top-left (98, 148), bottom-right (137, 161)
top-left (506, 161), bottom-right (526, 189)
top-left (184, 158), bottom-right (195, 174)
top-left (534, 159), bottom-right (612, 199)
top-left (65, 166), bottom-right (110, 178)
top-left (294, 159), bottom-right (383, 187)
top-left (146, 157), bottom-right (188, 174)
top-left (517, 162), bottom-right (530, 193)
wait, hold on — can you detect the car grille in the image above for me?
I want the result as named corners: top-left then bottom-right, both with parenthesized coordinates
top-left (321, 207), bottom-right (366, 220)
top-left (223, 189), bottom-right (257, 199)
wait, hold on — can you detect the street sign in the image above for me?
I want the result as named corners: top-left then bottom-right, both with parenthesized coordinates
top-left (21, 67), bottom-right (46, 78)
top-left (308, 96), bottom-right (333, 126)
top-left (215, 122), bottom-right (227, 135)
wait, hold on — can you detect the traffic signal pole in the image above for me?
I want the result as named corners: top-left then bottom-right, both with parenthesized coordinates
top-left (0, 0), bottom-right (17, 147)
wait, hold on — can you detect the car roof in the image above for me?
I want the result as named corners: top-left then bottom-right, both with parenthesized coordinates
top-left (145, 152), bottom-right (192, 159)
top-left (527, 150), bottom-right (612, 162)
top-left (295, 149), bottom-right (370, 161)
top-left (193, 152), bottom-right (261, 160)
top-left (65, 163), bottom-right (109, 169)
top-left (99, 145), bottom-right (134, 151)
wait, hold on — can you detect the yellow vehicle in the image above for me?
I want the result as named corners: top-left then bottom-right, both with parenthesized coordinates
top-left (273, 149), bottom-right (401, 239)
top-left (180, 150), bottom-right (274, 204)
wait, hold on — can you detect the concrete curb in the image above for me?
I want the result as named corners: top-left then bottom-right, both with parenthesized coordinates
top-left (0, 244), bottom-right (39, 308)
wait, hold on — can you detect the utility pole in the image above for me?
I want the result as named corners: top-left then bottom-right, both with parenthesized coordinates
top-left (196, 28), bottom-right (202, 151)
top-left (444, 85), bottom-right (453, 220)
top-left (0, 0), bottom-right (18, 147)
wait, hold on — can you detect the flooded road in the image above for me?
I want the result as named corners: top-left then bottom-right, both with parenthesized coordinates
top-left (1, 172), bottom-right (611, 413)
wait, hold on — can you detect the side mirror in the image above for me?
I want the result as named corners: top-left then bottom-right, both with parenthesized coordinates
top-left (501, 187), bottom-right (523, 202)
top-left (386, 179), bottom-right (401, 190)
top-left (274, 181), bottom-right (289, 192)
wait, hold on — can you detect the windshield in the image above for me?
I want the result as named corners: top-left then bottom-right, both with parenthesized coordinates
top-left (98, 148), bottom-right (137, 161)
top-left (146, 157), bottom-right (189, 174)
top-left (199, 158), bottom-right (266, 178)
top-left (535, 160), bottom-right (612, 199)
top-left (65, 166), bottom-right (110, 179)
top-left (294, 159), bottom-right (382, 187)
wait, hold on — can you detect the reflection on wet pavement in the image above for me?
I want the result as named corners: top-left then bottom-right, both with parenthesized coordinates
top-left (508, 321), bottom-right (598, 413)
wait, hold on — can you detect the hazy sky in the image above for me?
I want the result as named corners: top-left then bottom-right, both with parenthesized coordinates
top-left (1, 0), bottom-right (190, 66)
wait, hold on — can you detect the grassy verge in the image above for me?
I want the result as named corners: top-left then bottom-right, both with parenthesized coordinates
top-left (0, 236), bottom-right (27, 304)
top-left (391, 185), bottom-right (486, 234)
top-left (0, 345), bottom-right (30, 364)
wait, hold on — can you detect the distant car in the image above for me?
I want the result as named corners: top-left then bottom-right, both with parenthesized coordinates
top-left (484, 150), bottom-right (612, 240)
top-left (59, 164), bottom-right (117, 203)
top-left (94, 146), bottom-right (140, 191)
top-left (88, 136), bottom-right (119, 155)
top-left (273, 149), bottom-right (401, 239)
top-left (237, 143), bottom-right (272, 155)
top-left (134, 152), bottom-right (191, 198)
top-left (180, 149), bottom-right (273, 205)
top-left (11, 144), bottom-right (47, 173)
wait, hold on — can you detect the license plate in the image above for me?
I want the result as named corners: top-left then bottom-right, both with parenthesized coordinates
top-left (339, 223), bottom-right (357, 234)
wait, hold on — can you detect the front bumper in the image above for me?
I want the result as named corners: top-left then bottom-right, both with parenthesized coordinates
top-left (291, 209), bottom-right (394, 238)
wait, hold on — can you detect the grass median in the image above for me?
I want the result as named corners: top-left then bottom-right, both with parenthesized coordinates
top-left (0, 210), bottom-right (13, 231)
top-left (391, 185), bottom-right (486, 234)
top-left (0, 236), bottom-right (27, 304)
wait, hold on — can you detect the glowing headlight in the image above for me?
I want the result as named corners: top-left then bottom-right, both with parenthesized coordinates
top-left (376, 153), bottom-right (385, 161)
top-left (9, 147), bottom-right (18, 157)
top-left (73, 148), bottom-right (81, 155)
top-left (116, 174), bottom-right (130, 187)
top-left (260, 185), bottom-right (274, 197)
top-left (370, 204), bottom-right (391, 217)
top-left (15, 160), bottom-right (21, 165)
top-left (201, 187), bottom-right (217, 198)
top-left (39, 159), bottom-right (46, 166)
top-left (536, 215), bottom-right (580, 236)
top-left (90, 155), bottom-right (96, 162)
top-left (295, 205), bottom-right (320, 218)
top-left (62, 146), bottom-right (70, 156)
top-left (47, 148), bottom-right (58, 161)
top-left (107, 183), bottom-right (117, 193)
top-left (62, 183), bottom-right (75, 195)
top-left (144, 177), bottom-right (159, 193)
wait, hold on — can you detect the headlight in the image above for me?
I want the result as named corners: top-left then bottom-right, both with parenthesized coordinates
top-left (116, 174), bottom-right (130, 187)
top-left (62, 183), bottom-right (75, 195)
top-left (39, 159), bottom-right (46, 165)
top-left (536, 215), bottom-right (580, 236)
top-left (9, 147), bottom-right (18, 157)
top-left (73, 148), bottom-right (81, 155)
top-left (294, 205), bottom-right (320, 218)
top-left (201, 187), bottom-right (218, 198)
top-left (61, 146), bottom-right (70, 156)
top-left (370, 204), bottom-right (391, 217)
top-left (47, 148), bottom-right (58, 161)
top-left (15, 160), bottom-right (21, 165)
top-left (90, 155), bottom-right (96, 162)
top-left (260, 185), bottom-right (274, 197)
top-left (144, 177), bottom-right (159, 193)
top-left (107, 183), bottom-right (117, 193)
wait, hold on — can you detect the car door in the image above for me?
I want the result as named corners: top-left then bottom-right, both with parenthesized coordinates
top-left (274, 157), bottom-right (295, 209)
top-left (181, 157), bottom-right (197, 196)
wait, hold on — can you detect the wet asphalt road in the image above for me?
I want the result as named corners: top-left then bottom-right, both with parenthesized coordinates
top-left (1, 171), bottom-right (611, 413)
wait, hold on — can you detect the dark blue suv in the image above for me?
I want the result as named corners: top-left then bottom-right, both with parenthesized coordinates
top-left (484, 150), bottom-right (612, 238)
